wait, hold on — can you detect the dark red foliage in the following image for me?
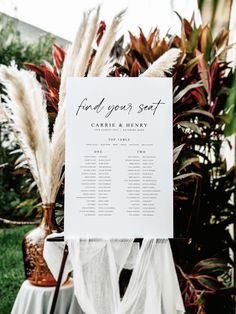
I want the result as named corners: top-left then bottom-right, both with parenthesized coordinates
top-left (96, 21), bottom-right (106, 45)
top-left (25, 44), bottom-right (66, 114)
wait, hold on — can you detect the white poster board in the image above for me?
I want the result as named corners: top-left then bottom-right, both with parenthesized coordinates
top-left (65, 78), bottom-right (173, 238)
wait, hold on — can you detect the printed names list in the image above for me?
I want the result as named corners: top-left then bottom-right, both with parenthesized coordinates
top-left (77, 146), bottom-right (159, 218)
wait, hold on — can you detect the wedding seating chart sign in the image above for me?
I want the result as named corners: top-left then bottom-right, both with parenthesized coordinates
top-left (65, 78), bottom-right (173, 238)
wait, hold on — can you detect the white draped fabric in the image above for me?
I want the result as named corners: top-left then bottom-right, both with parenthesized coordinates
top-left (11, 279), bottom-right (83, 314)
top-left (44, 236), bottom-right (185, 314)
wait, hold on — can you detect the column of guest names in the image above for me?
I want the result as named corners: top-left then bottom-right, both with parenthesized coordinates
top-left (77, 153), bottom-right (115, 216)
top-left (125, 152), bottom-right (159, 217)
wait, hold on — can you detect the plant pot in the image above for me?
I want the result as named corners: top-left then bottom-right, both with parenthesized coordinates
top-left (22, 203), bottom-right (58, 286)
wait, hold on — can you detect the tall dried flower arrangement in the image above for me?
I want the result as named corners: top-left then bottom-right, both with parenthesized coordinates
top-left (0, 6), bottom-right (125, 206)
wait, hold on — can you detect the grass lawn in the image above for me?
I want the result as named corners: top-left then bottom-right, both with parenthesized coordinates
top-left (0, 225), bottom-right (33, 314)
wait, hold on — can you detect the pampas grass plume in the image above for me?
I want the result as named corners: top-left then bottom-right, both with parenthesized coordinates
top-left (88, 9), bottom-right (126, 77)
top-left (140, 48), bottom-right (181, 77)
top-left (0, 64), bottom-right (51, 203)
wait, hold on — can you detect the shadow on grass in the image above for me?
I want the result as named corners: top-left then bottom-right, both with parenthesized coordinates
top-left (0, 225), bottom-right (34, 314)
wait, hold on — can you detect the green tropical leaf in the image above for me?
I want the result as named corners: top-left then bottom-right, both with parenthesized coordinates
top-left (180, 109), bottom-right (215, 120)
top-left (174, 172), bottom-right (202, 181)
top-left (177, 121), bottom-right (202, 135)
top-left (178, 157), bottom-right (199, 172)
top-left (173, 144), bottom-right (185, 163)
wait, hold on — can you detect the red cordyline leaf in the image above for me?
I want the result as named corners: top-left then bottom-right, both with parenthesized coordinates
top-left (185, 285), bottom-right (199, 307)
top-left (200, 26), bottom-right (212, 53)
top-left (96, 21), bottom-right (106, 46)
top-left (87, 49), bottom-right (96, 69)
top-left (25, 44), bottom-right (65, 113)
top-left (138, 27), bottom-right (154, 63)
top-left (25, 62), bottom-right (60, 90)
top-left (192, 257), bottom-right (228, 274)
top-left (131, 59), bottom-right (141, 77)
top-left (115, 69), bottom-right (121, 77)
top-left (25, 62), bottom-right (60, 111)
top-left (87, 21), bottom-right (106, 70)
top-left (209, 59), bottom-right (218, 98)
top-left (25, 63), bottom-right (48, 77)
top-left (128, 31), bottom-right (139, 51)
top-left (196, 50), bottom-right (210, 96)
top-left (52, 44), bottom-right (66, 70)
top-left (44, 69), bottom-right (60, 90)
top-left (47, 86), bottom-right (59, 99)
top-left (191, 274), bottom-right (220, 291)
top-left (176, 260), bottom-right (226, 312)
top-left (210, 97), bottom-right (218, 114)
top-left (147, 28), bottom-right (158, 47)
top-left (46, 93), bottom-right (59, 112)
top-left (191, 89), bottom-right (206, 107)
top-left (176, 13), bottom-right (193, 40)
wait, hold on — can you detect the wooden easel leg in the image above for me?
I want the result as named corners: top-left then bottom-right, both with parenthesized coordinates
top-left (49, 244), bottom-right (69, 314)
